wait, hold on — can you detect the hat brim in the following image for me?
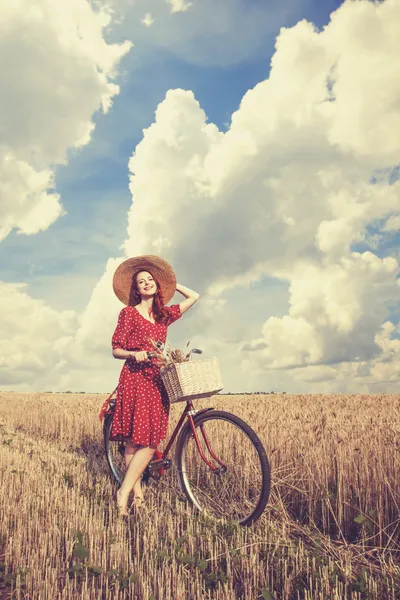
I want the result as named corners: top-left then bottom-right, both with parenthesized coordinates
top-left (113, 255), bottom-right (176, 306)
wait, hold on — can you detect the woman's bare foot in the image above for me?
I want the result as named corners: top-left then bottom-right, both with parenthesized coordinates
top-left (132, 482), bottom-right (144, 509)
top-left (116, 489), bottom-right (129, 517)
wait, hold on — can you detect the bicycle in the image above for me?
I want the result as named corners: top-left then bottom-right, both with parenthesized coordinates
top-left (102, 350), bottom-right (271, 526)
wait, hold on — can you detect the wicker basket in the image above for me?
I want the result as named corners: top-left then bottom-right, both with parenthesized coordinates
top-left (160, 357), bottom-right (223, 403)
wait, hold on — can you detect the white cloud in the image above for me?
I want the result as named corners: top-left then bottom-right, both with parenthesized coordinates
top-left (0, 261), bottom-right (127, 393)
top-left (0, 157), bottom-right (63, 241)
top-left (0, 0), bottom-right (131, 241)
top-left (246, 252), bottom-right (399, 370)
top-left (274, 318), bottom-right (400, 393)
top-left (141, 13), bottom-right (154, 27)
top-left (119, 0), bottom-right (400, 390)
top-left (0, 282), bottom-right (77, 389)
top-left (56, 257), bottom-right (127, 392)
top-left (72, 258), bottom-right (124, 360)
top-left (382, 214), bottom-right (400, 232)
top-left (167, 0), bottom-right (192, 13)
top-left (323, 0), bottom-right (400, 162)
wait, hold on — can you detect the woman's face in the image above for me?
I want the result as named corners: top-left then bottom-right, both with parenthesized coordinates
top-left (136, 271), bottom-right (156, 297)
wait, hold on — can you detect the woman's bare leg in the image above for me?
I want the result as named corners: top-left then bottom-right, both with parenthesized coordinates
top-left (116, 446), bottom-right (155, 515)
top-left (124, 439), bottom-right (145, 501)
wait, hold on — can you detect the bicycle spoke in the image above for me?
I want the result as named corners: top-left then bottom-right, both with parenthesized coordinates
top-left (178, 412), bottom-right (270, 524)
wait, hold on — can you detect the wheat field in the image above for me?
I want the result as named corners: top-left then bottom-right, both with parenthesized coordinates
top-left (0, 391), bottom-right (399, 600)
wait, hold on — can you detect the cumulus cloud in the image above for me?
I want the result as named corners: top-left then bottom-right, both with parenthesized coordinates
top-left (0, 261), bottom-right (127, 392)
top-left (55, 258), bottom-right (127, 392)
top-left (123, 4), bottom-right (400, 293)
top-left (0, 0), bottom-right (131, 241)
top-left (119, 0), bottom-right (400, 390)
top-left (323, 0), bottom-right (400, 161)
top-left (246, 252), bottom-right (399, 370)
top-left (277, 317), bottom-right (400, 393)
top-left (0, 282), bottom-right (77, 389)
top-left (0, 158), bottom-right (63, 241)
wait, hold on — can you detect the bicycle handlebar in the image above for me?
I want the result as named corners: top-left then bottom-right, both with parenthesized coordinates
top-left (130, 347), bottom-right (202, 361)
top-left (129, 351), bottom-right (156, 361)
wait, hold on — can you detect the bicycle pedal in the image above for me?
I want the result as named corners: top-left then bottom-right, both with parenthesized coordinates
top-left (213, 465), bottom-right (227, 475)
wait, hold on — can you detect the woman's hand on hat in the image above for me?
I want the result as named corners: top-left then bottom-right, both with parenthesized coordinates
top-left (131, 351), bottom-right (150, 363)
top-left (175, 282), bottom-right (199, 299)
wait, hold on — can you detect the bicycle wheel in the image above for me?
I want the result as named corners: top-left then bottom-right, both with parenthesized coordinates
top-left (176, 410), bottom-right (271, 526)
top-left (103, 412), bottom-right (126, 485)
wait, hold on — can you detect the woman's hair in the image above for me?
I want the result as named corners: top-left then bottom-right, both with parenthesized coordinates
top-left (132, 270), bottom-right (169, 324)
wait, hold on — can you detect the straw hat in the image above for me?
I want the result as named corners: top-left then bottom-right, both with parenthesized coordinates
top-left (113, 255), bottom-right (176, 306)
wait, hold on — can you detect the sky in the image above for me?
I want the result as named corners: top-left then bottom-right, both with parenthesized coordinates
top-left (0, 0), bottom-right (399, 394)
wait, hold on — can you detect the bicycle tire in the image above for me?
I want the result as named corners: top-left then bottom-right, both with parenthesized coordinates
top-left (103, 412), bottom-right (125, 485)
top-left (175, 410), bottom-right (271, 526)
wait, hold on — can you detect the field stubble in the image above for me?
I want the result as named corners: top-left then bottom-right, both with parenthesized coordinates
top-left (0, 392), bottom-right (399, 599)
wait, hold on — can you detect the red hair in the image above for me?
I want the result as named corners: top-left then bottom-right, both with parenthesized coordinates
top-left (132, 270), bottom-right (169, 324)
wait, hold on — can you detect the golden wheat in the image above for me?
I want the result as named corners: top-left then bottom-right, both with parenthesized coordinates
top-left (0, 392), bottom-right (399, 599)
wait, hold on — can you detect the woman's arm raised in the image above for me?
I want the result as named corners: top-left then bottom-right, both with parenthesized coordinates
top-left (176, 283), bottom-right (200, 314)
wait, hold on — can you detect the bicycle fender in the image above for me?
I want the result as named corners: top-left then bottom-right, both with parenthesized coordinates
top-left (192, 407), bottom-right (215, 420)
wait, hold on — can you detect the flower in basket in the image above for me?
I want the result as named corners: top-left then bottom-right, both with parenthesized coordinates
top-left (149, 339), bottom-right (191, 367)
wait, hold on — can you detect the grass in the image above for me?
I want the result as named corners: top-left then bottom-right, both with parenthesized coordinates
top-left (0, 391), bottom-right (399, 599)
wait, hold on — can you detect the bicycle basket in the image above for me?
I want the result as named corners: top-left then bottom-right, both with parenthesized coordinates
top-left (160, 357), bottom-right (223, 403)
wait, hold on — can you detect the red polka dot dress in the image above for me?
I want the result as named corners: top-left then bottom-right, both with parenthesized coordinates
top-left (110, 304), bottom-right (181, 448)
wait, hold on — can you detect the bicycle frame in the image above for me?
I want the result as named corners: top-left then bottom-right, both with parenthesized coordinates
top-left (150, 400), bottom-right (227, 473)
top-left (106, 396), bottom-right (228, 475)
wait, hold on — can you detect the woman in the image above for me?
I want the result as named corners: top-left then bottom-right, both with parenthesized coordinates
top-left (110, 255), bottom-right (199, 517)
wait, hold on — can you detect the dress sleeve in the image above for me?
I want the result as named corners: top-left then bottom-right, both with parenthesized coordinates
top-left (165, 304), bottom-right (182, 326)
top-left (112, 307), bottom-right (135, 350)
